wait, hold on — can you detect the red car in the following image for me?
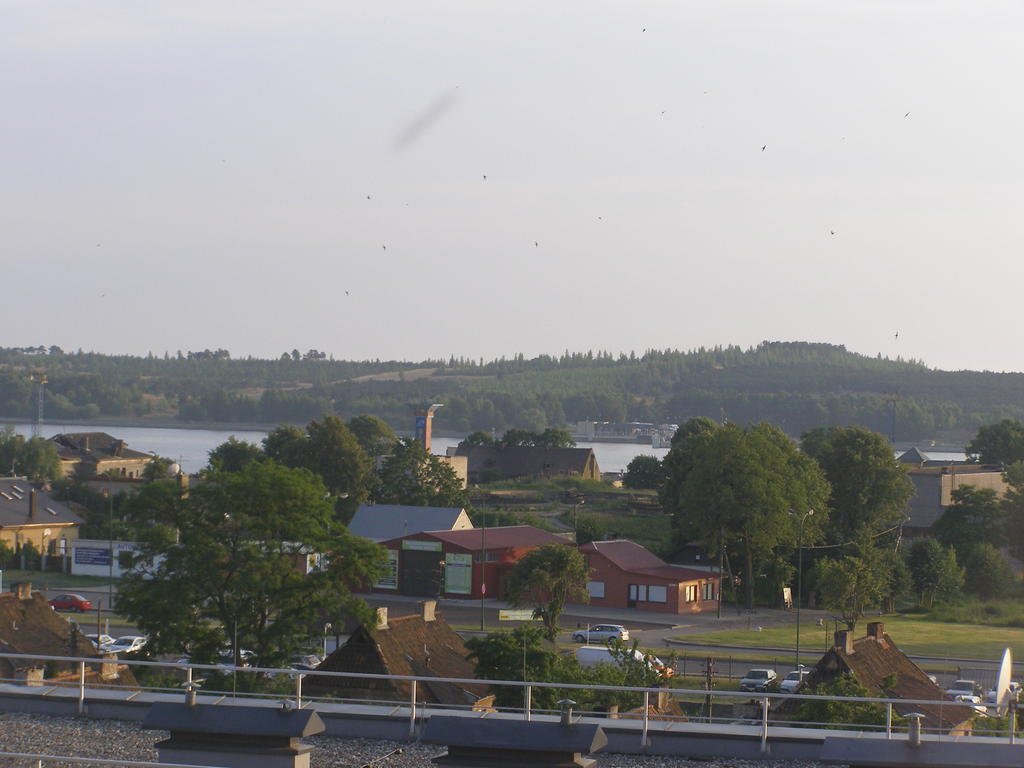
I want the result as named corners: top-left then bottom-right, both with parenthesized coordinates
top-left (49, 593), bottom-right (93, 612)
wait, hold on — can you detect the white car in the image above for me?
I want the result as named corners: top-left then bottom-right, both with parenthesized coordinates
top-left (739, 668), bottom-right (778, 692)
top-left (779, 669), bottom-right (809, 693)
top-left (86, 633), bottom-right (114, 650)
top-left (571, 625), bottom-right (629, 643)
top-left (945, 679), bottom-right (982, 704)
top-left (106, 635), bottom-right (148, 655)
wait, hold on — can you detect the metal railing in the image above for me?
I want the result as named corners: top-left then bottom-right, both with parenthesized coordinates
top-left (0, 651), bottom-right (1018, 752)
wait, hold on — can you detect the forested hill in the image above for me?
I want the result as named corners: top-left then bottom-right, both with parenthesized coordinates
top-left (1, 342), bottom-right (1022, 442)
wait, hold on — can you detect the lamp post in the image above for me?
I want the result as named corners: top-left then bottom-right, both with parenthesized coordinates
top-left (572, 498), bottom-right (585, 540)
top-left (103, 488), bottom-right (113, 614)
top-left (322, 622), bottom-right (332, 660)
top-left (791, 508), bottom-right (814, 671)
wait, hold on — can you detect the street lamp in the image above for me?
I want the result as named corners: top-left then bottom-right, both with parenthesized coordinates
top-left (791, 508), bottom-right (814, 671)
top-left (572, 497), bottom-right (585, 540)
top-left (322, 622), bottom-right (332, 660)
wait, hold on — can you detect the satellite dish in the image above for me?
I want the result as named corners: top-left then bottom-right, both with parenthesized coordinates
top-left (995, 648), bottom-right (1013, 715)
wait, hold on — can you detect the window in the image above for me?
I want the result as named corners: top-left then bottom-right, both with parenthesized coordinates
top-left (703, 582), bottom-right (715, 601)
top-left (473, 551), bottom-right (499, 563)
top-left (445, 553), bottom-right (472, 594)
top-left (375, 550), bottom-right (399, 589)
top-left (648, 585), bottom-right (667, 603)
top-left (586, 581), bottom-right (605, 599)
top-left (684, 584), bottom-right (698, 602)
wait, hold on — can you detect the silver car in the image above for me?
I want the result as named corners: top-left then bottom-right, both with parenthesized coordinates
top-left (571, 624), bottom-right (629, 643)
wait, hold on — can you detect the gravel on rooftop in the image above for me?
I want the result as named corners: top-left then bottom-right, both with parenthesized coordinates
top-left (0, 712), bottom-right (840, 768)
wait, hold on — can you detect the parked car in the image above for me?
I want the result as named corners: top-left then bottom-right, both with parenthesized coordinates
top-left (49, 594), bottom-right (93, 612)
top-left (739, 668), bottom-right (778, 692)
top-left (945, 680), bottom-right (982, 704)
top-left (218, 649), bottom-right (257, 668)
top-left (289, 653), bottom-right (322, 671)
top-left (106, 635), bottom-right (148, 655)
top-left (571, 624), bottom-right (629, 643)
top-left (575, 646), bottom-right (673, 678)
top-left (86, 633), bottom-right (115, 650)
top-left (779, 669), bottom-right (810, 693)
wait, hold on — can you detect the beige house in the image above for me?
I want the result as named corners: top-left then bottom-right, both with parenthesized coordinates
top-left (50, 432), bottom-right (152, 479)
top-left (0, 479), bottom-right (82, 557)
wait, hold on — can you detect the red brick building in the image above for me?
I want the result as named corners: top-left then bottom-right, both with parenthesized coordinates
top-left (577, 540), bottom-right (720, 615)
top-left (373, 525), bottom-right (572, 600)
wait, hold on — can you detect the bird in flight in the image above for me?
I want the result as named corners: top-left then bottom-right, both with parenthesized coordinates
top-left (534, 241), bottom-right (538, 247)
top-left (367, 195), bottom-right (372, 200)
top-left (895, 331), bottom-right (899, 339)
top-left (830, 230), bottom-right (835, 235)
top-left (482, 174), bottom-right (487, 180)
top-left (761, 145), bottom-right (766, 152)
top-left (382, 245), bottom-right (387, 251)
top-left (345, 290), bottom-right (350, 296)
top-left (904, 112), bottom-right (911, 118)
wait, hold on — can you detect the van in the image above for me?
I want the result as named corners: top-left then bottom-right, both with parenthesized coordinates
top-left (575, 646), bottom-right (673, 678)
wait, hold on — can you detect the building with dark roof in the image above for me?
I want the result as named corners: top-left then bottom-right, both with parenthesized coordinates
top-left (0, 478), bottom-right (82, 560)
top-left (450, 445), bottom-right (601, 484)
top-left (0, 583), bottom-right (136, 688)
top-left (905, 465), bottom-right (1008, 533)
top-left (577, 540), bottom-right (720, 614)
top-left (794, 623), bottom-right (974, 735)
top-left (373, 525), bottom-right (573, 599)
top-left (348, 504), bottom-right (473, 543)
top-left (306, 601), bottom-right (492, 709)
top-left (50, 432), bottom-right (152, 479)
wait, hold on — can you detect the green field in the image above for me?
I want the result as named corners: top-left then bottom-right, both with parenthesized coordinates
top-left (675, 614), bottom-right (1024, 661)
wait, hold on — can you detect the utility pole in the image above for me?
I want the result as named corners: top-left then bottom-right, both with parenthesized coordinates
top-left (479, 512), bottom-right (486, 631)
top-left (717, 528), bottom-right (724, 620)
top-left (29, 373), bottom-right (47, 438)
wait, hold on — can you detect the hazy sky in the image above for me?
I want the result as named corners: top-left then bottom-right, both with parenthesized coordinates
top-left (4, 1), bottom-right (1023, 371)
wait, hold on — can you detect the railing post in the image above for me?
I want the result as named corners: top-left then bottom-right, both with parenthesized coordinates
top-left (760, 695), bottom-right (769, 753)
top-left (77, 661), bottom-right (86, 714)
top-left (641, 691), bottom-right (649, 747)
top-left (886, 702), bottom-right (892, 739)
top-left (524, 685), bottom-right (531, 721)
top-left (186, 667), bottom-right (193, 689)
top-left (295, 673), bottom-right (303, 710)
top-left (409, 680), bottom-right (417, 738)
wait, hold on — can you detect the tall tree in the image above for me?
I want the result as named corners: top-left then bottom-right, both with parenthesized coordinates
top-left (117, 461), bottom-right (386, 666)
top-left (504, 544), bottom-right (589, 641)
top-left (1001, 461), bottom-right (1024, 561)
top-left (960, 543), bottom-right (1015, 600)
top-left (932, 485), bottom-right (1006, 556)
top-left (372, 438), bottom-right (469, 508)
top-left (906, 539), bottom-right (963, 609)
top-left (812, 554), bottom-right (885, 631)
top-left (0, 427), bottom-right (61, 482)
top-left (622, 455), bottom-right (665, 490)
top-left (207, 437), bottom-right (264, 473)
top-left (800, 426), bottom-right (913, 547)
top-left (662, 421), bottom-right (831, 608)
top-left (347, 414), bottom-right (397, 457)
top-left (533, 428), bottom-right (576, 448)
top-left (966, 419), bottom-right (1024, 465)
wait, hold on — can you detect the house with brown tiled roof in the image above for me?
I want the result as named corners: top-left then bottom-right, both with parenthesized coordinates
top-left (576, 540), bottom-right (720, 615)
top-left (0, 583), bottom-right (136, 688)
top-left (50, 432), bottom-right (152, 479)
top-left (796, 623), bottom-right (974, 735)
top-left (306, 601), bottom-right (492, 708)
top-left (450, 445), bottom-right (600, 484)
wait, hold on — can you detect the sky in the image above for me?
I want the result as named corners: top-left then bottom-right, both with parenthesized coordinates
top-left (3, 1), bottom-right (1023, 372)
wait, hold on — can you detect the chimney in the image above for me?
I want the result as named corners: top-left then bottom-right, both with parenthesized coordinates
top-left (421, 599), bottom-right (437, 622)
top-left (14, 582), bottom-right (32, 600)
top-left (116, 440), bottom-right (125, 457)
top-left (28, 489), bottom-right (37, 520)
top-left (376, 607), bottom-right (388, 630)
top-left (657, 686), bottom-right (671, 712)
top-left (834, 630), bottom-right (854, 655)
top-left (867, 622), bottom-right (885, 641)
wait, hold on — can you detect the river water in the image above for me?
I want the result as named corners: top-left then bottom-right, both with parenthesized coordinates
top-left (9, 422), bottom-right (669, 475)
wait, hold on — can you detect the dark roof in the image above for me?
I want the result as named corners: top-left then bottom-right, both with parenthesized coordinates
top-left (454, 445), bottom-right (599, 478)
top-left (0, 591), bottom-right (135, 686)
top-left (0, 480), bottom-right (82, 529)
top-left (424, 525), bottom-right (570, 551)
top-left (349, 504), bottom-right (470, 541)
top-left (144, 702), bottom-right (324, 737)
top-left (897, 447), bottom-right (930, 464)
top-left (581, 540), bottom-right (713, 583)
top-left (801, 625), bottom-right (973, 733)
top-left (309, 610), bottom-right (489, 706)
top-left (50, 432), bottom-right (151, 462)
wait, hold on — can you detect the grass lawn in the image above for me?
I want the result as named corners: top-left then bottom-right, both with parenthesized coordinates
top-left (675, 614), bottom-right (1024, 661)
top-left (2, 569), bottom-right (116, 589)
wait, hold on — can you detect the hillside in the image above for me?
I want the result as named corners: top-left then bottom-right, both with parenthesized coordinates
top-left (2, 342), bottom-right (1022, 443)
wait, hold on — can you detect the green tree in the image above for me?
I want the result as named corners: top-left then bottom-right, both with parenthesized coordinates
top-left (933, 485), bottom-right (1006, 556)
top-left (459, 431), bottom-right (495, 447)
top-left (117, 461), bottom-right (386, 666)
top-left (372, 438), bottom-right (469, 508)
top-left (499, 429), bottom-right (538, 447)
top-left (465, 624), bottom-right (566, 708)
top-left (573, 514), bottom-right (605, 546)
top-left (1002, 461), bottom-right (1024, 561)
top-left (800, 426), bottom-right (913, 547)
top-left (966, 419), bottom-right (1024, 465)
top-left (347, 414), bottom-right (397, 457)
top-left (0, 427), bottom-right (61, 482)
top-left (907, 539), bottom-right (964, 608)
top-left (794, 673), bottom-right (890, 729)
top-left (662, 421), bottom-right (831, 608)
top-left (960, 543), bottom-right (1015, 600)
top-left (533, 428), bottom-right (576, 448)
top-left (504, 544), bottom-right (590, 640)
top-left (622, 455), bottom-right (665, 489)
top-left (812, 554), bottom-right (885, 631)
top-left (262, 424), bottom-right (307, 466)
top-left (141, 454), bottom-right (177, 483)
top-left (208, 437), bottom-right (265, 473)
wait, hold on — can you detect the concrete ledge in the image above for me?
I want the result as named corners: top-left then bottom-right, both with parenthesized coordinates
top-left (821, 736), bottom-right (1024, 767)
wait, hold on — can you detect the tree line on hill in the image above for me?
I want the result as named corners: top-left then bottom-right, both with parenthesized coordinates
top-left (7, 342), bottom-right (1024, 441)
